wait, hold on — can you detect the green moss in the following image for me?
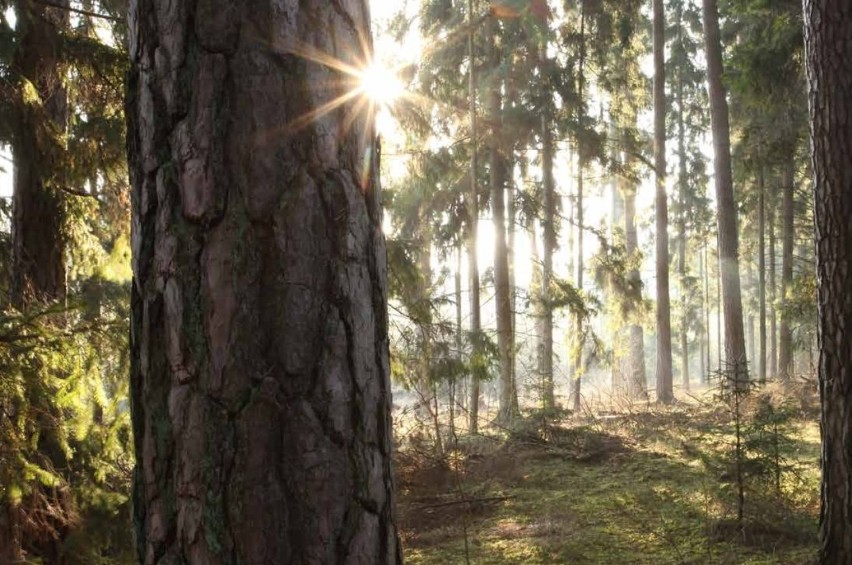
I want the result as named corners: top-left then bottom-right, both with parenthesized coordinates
top-left (399, 409), bottom-right (819, 565)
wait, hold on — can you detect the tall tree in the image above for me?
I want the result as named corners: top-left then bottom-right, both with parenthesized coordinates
top-left (778, 163), bottom-right (795, 379)
top-left (467, 0), bottom-right (483, 434)
top-left (490, 17), bottom-right (519, 423)
top-left (804, 1), bottom-right (852, 561)
top-left (701, 0), bottom-right (748, 383)
top-left (653, 0), bottom-right (674, 403)
top-left (540, 109), bottom-right (557, 412)
top-left (127, 1), bottom-right (400, 561)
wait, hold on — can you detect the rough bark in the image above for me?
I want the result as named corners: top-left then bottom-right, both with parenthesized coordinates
top-left (490, 21), bottom-right (518, 424)
top-left (10, 0), bottom-right (68, 307)
top-left (127, 1), bottom-right (400, 563)
top-left (804, 2), bottom-right (852, 561)
top-left (467, 0), bottom-right (482, 434)
top-left (778, 163), bottom-right (795, 380)
top-left (654, 0), bottom-right (674, 402)
top-left (702, 0), bottom-right (748, 383)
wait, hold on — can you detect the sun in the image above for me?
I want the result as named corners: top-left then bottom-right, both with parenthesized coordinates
top-left (358, 62), bottom-right (404, 107)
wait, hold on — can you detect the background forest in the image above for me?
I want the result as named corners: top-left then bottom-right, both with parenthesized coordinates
top-left (0, 0), bottom-right (825, 563)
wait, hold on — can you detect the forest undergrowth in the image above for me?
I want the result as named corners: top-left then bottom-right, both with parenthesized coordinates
top-left (395, 384), bottom-right (820, 565)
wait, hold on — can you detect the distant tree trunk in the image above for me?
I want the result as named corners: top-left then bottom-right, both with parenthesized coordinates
top-left (804, 3), bottom-right (852, 561)
top-left (571, 6), bottom-right (587, 413)
top-left (623, 177), bottom-right (648, 399)
top-left (757, 163), bottom-right (767, 384)
top-left (2, 2), bottom-right (70, 562)
top-left (490, 22), bottom-right (518, 424)
top-left (702, 0), bottom-right (748, 384)
top-left (507, 158), bottom-right (517, 409)
top-left (701, 244), bottom-right (709, 384)
top-left (768, 177), bottom-right (778, 380)
top-left (654, 0), bottom-right (674, 402)
top-left (541, 114), bottom-right (556, 412)
top-left (127, 1), bottom-right (401, 562)
top-left (676, 7), bottom-right (690, 392)
top-left (716, 248), bottom-right (723, 372)
top-left (10, 1), bottom-right (68, 307)
top-left (572, 156), bottom-right (584, 412)
top-left (778, 163), bottom-right (795, 380)
top-left (467, 0), bottom-right (482, 433)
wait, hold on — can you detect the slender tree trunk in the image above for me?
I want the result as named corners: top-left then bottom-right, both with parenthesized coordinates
top-left (623, 180), bottom-right (648, 399)
top-left (454, 240), bottom-right (464, 437)
top-left (507, 158), bottom-right (517, 410)
top-left (768, 175), bottom-right (778, 380)
top-left (804, 3), bottom-right (852, 560)
top-left (702, 0), bottom-right (748, 384)
top-left (572, 157), bottom-right (584, 412)
top-left (676, 10), bottom-right (690, 392)
top-left (757, 163), bottom-right (767, 384)
top-left (778, 163), bottom-right (795, 380)
top-left (654, 0), bottom-right (674, 402)
top-left (717, 248), bottom-right (723, 372)
top-left (701, 244), bottom-right (709, 384)
top-left (127, 1), bottom-right (401, 562)
top-left (467, 0), bottom-right (482, 433)
top-left (571, 6), bottom-right (587, 413)
top-left (490, 22), bottom-right (518, 424)
top-left (541, 114), bottom-right (556, 412)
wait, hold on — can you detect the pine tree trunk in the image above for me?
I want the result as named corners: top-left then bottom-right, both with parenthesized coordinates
top-left (571, 6), bottom-right (587, 413)
top-left (127, 2), bottom-right (401, 562)
top-left (490, 21), bottom-right (517, 424)
top-left (467, 0), bottom-right (482, 433)
top-left (778, 163), bottom-right (795, 380)
top-left (541, 114), bottom-right (556, 412)
top-left (768, 175), bottom-right (778, 380)
top-left (757, 163), bottom-right (767, 384)
top-left (804, 2), bottom-right (852, 560)
top-left (572, 160), bottom-right (584, 412)
top-left (3, 3), bottom-right (70, 561)
top-left (654, 0), bottom-right (674, 403)
top-left (10, 1), bottom-right (68, 307)
top-left (676, 8), bottom-right (690, 392)
top-left (623, 181), bottom-right (648, 400)
top-left (702, 0), bottom-right (748, 384)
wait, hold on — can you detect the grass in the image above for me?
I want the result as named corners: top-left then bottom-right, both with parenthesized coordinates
top-left (395, 390), bottom-right (820, 565)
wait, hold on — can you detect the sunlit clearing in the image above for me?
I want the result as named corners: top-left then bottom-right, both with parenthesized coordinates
top-left (359, 63), bottom-right (404, 107)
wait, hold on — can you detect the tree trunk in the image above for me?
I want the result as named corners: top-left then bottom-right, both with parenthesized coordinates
top-left (127, 1), bottom-right (401, 562)
top-left (654, 0), bottom-right (674, 403)
top-left (623, 180), bottom-right (648, 400)
top-left (676, 4), bottom-right (689, 393)
top-left (778, 163), bottom-right (795, 380)
top-left (571, 6), bottom-right (587, 413)
top-left (2, 3), bottom-right (70, 562)
top-left (490, 21), bottom-right (518, 424)
top-left (702, 0), bottom-right (748, 384)
top-left (768, 176), bottom-right (778, 380)
top-left (467, 0), bottom-right (482, 433)
top-left (540, 114), bottom-right (556, 412)
top-left (10, 1), bottom-right (68, 307)
top-left (757, 163), bottom-right (767, 384)
top-left (572, 157), bottom-right (584, 412)
top-left (804, 3), bottom-right (852, 561)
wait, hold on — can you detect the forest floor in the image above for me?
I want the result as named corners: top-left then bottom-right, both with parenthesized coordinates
top-left (395, 384), bottom-right (820, 565)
